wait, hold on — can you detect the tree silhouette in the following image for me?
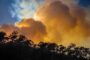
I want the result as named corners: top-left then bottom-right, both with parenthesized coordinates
top-left (0, 31), bottom-right (6, 42)
top-left (0, 31), bottom-right (90, 60)
top-left (9, 31), bottom-right (18, 42)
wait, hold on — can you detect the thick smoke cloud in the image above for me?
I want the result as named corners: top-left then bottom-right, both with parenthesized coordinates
top-left (0, 19), bottom-right (47, 44)
top-left (0, 24), bottom-right (19, 36)
top-left (16, 19), bottom-right (47, 44)
top-left (36, 1), bottom-right (90, 47)
top-left (1, 0), bottom-right (90, 47)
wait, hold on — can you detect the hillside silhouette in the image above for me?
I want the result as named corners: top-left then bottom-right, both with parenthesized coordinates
top-left (0, 31), bottom-right (90, 60)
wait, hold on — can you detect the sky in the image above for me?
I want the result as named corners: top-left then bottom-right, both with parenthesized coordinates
top-left (0, 0), bottom-right (16, 24)
top-left (79, 0), bottom-right (90, 7)
top-left (0, 0), bottom-right (90, 25)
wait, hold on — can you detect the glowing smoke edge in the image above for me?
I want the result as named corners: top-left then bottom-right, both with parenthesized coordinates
top-left (10, 0), bottom-right (45, 22)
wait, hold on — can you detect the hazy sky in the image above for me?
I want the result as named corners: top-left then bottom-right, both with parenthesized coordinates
top-left (0, 0), bottom-right (90, 24)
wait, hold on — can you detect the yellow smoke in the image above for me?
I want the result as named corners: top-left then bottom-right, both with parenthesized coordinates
top-left (16, 18), bottom-right (47, 44)
top-left (35, 1), bottom-right (90, 47)
top-left (0, 1), bottom-right (90, 48)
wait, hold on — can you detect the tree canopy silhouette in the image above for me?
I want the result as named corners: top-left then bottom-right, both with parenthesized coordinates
top-left (0, 31), bottom-right (90, 60)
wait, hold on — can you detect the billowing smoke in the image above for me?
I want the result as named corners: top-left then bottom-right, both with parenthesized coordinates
top-left (0, 24), bottom-right (19, 36)
top-left (0, 19), bottom-right (47, 44)
top-left (35, 1), bottom-right (90, 47)
top-left (10, 0), bottom-right (45, 21)
top-left (1, 0), bottom-right (90, 47)
top-left (16, 19), bottom-right (47, 44)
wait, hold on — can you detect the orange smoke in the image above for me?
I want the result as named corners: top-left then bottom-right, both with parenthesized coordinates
top-left (0, 19), bottom-right (47, 44)
top-left (35, 1), bottom-right (90, 47)
top-left (16, 18), bottom-right (47, 44)
top-left (0, 1), bottom-right (90, 47)
top-left (0, 24), bottom-right (19, 36)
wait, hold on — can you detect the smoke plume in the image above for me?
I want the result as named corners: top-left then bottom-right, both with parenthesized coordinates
top-left (1, 0), bottom-right (90, 47)
top-left (35, 1), bottom-right (90, 47)
top-left (16, 19), bottom-right (47, 44)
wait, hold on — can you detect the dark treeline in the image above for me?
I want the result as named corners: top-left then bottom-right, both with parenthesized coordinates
top-left (0, 31), bottom-right (90, 60)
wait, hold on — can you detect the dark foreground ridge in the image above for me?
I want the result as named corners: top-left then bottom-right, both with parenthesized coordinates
top-left (0, 31), bottom-right (90, 60)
